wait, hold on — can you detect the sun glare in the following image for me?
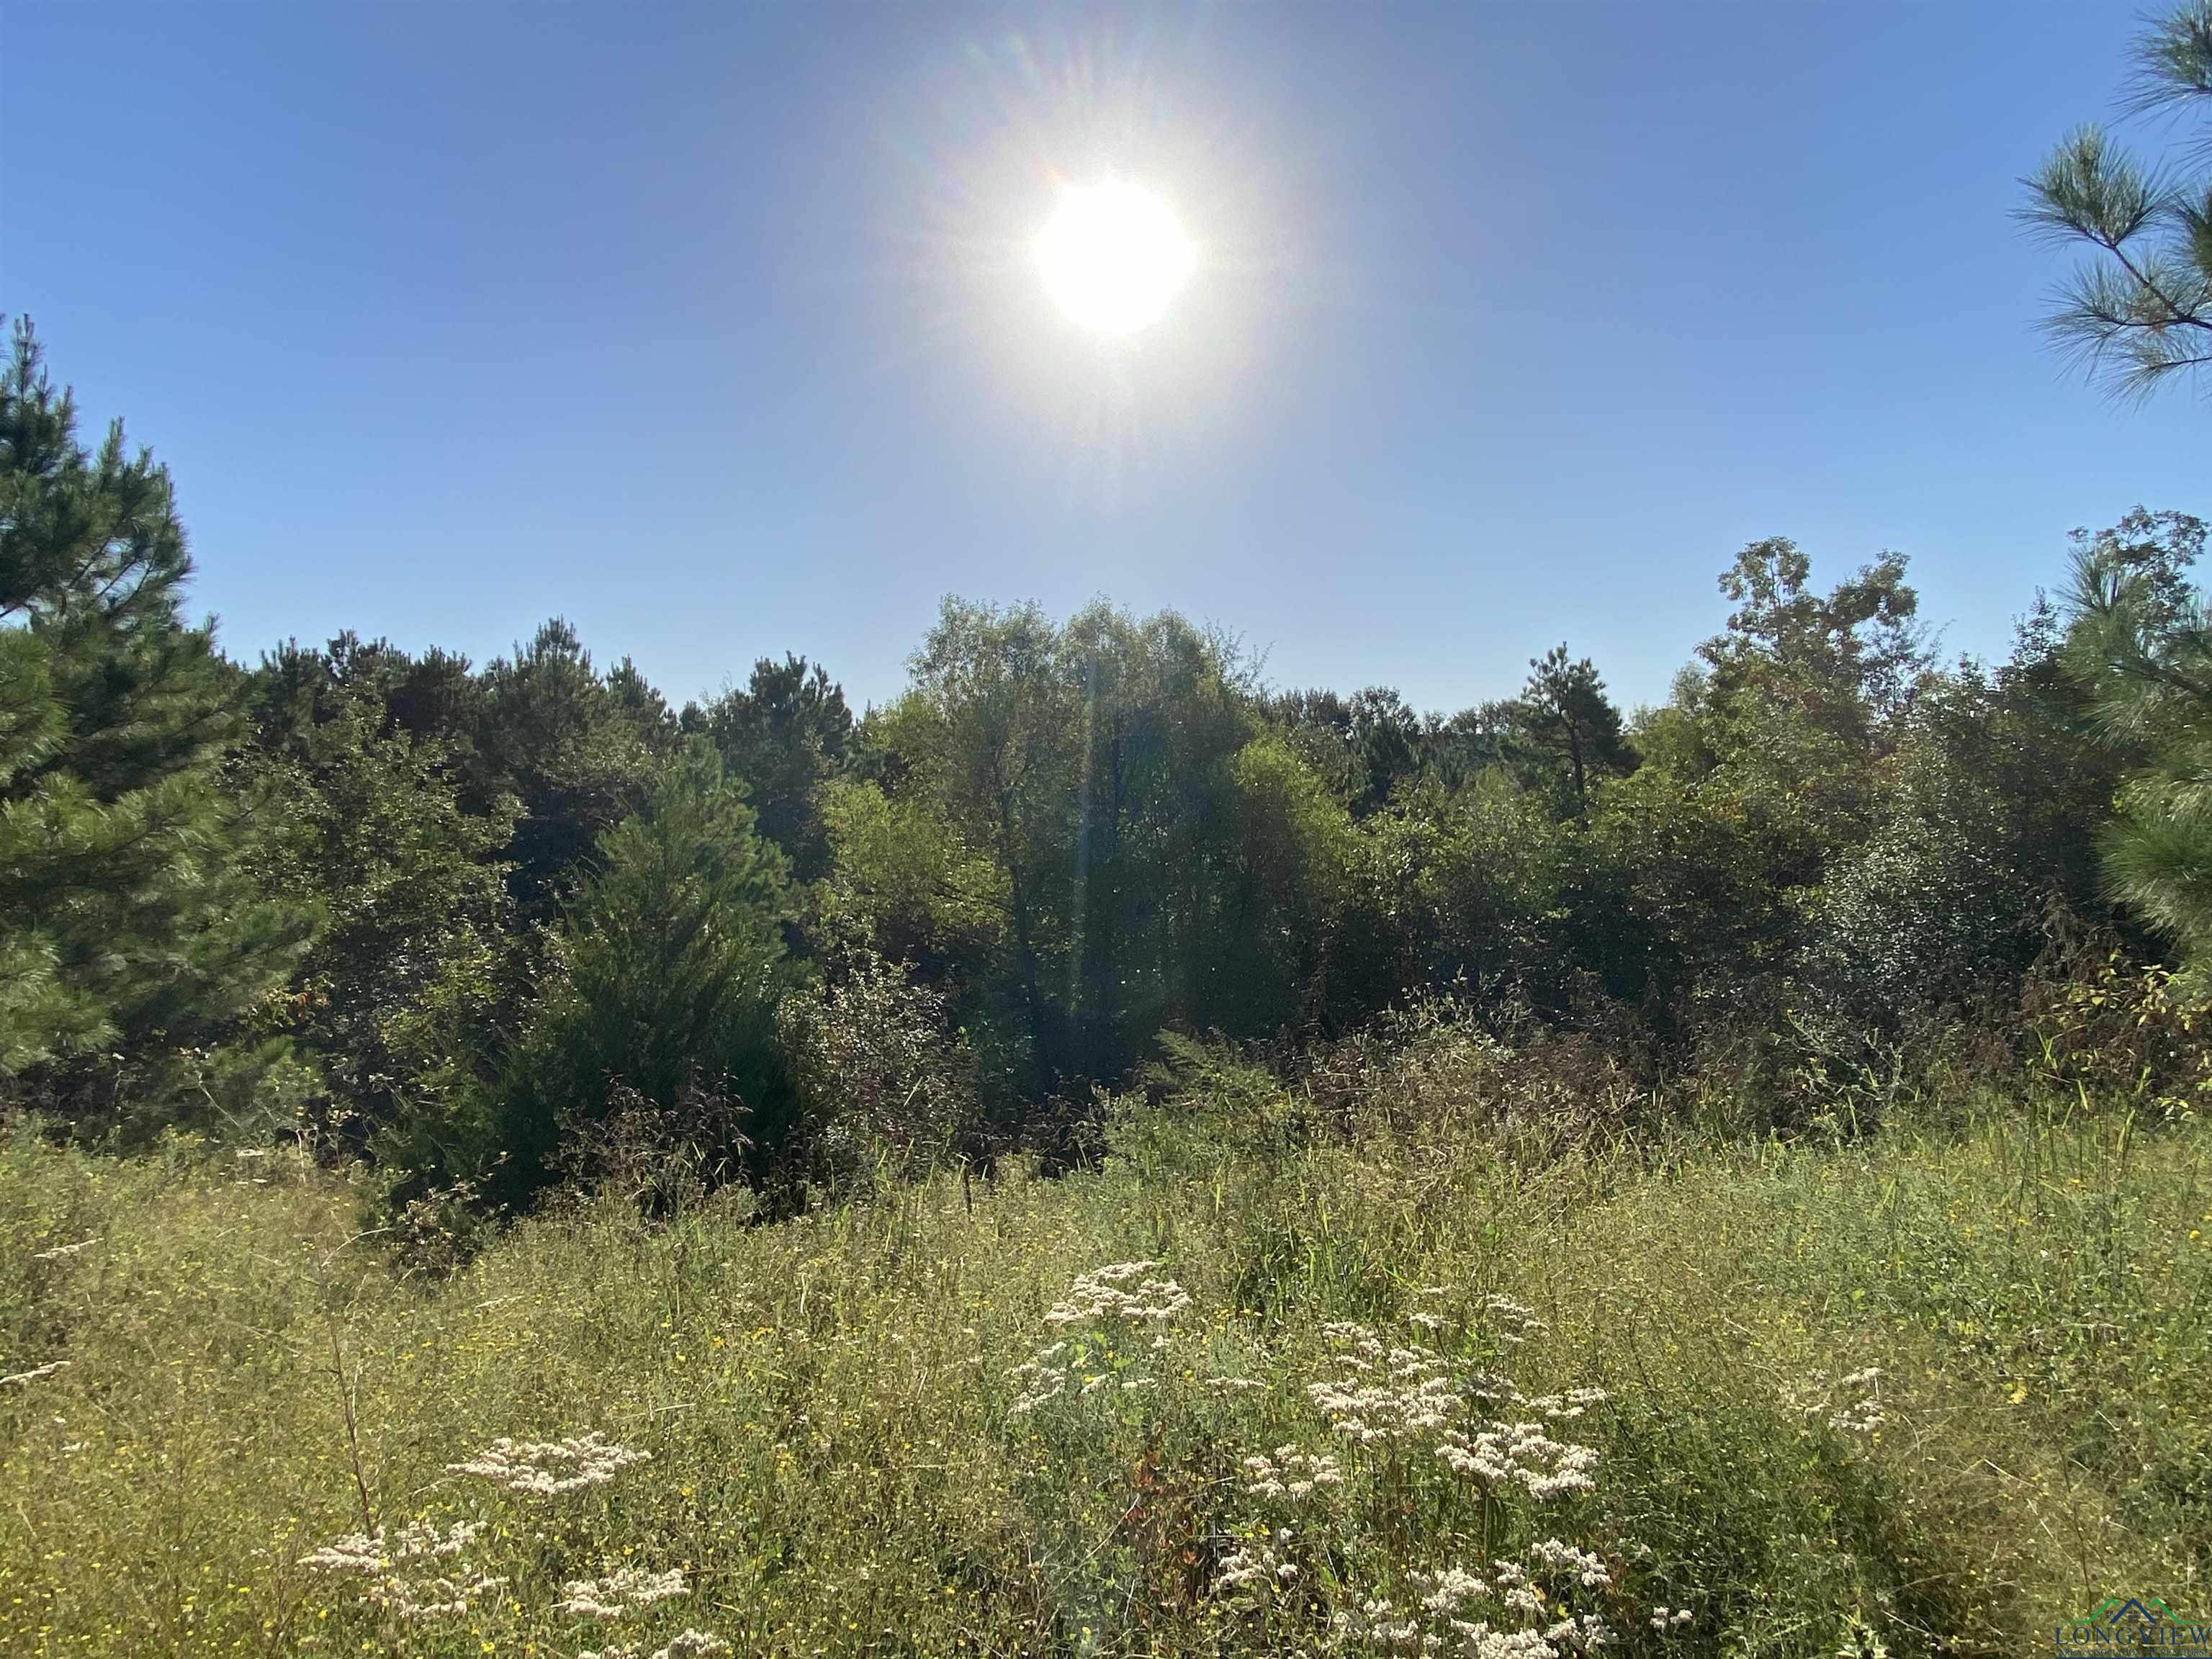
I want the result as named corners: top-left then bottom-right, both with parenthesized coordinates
top-left (1033, 179), bottom-right (1196, 336)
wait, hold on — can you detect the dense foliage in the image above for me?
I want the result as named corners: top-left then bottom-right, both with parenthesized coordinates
top-left (0, 323), bottom-right (312, 1118)
top-left (1, 307), bottom-right (2205, 1213)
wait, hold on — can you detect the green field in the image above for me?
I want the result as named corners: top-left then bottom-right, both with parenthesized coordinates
top-left (4, 1093), bottom-right (2204, 1659)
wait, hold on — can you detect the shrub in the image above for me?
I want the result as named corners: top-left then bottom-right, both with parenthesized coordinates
top-left (778, 948), bottom-right (981, 1190)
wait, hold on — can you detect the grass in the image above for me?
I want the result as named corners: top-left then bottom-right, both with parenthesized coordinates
top-left (0, 1091), bottom-right (2206, 1658)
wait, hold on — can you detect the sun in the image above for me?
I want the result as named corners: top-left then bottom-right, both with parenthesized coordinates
top-left (1033, 179), bottom-right (1196, 336)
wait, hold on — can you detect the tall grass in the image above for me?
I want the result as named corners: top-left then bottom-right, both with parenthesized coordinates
top-left (0, 1092), bottom-right (2204, 1657)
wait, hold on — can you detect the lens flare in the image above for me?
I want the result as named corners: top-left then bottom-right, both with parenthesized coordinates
top-left (1033, 179), bottom-right (1197, 335)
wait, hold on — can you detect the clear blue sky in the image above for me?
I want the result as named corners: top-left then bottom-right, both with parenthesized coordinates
top-left (6, 1), bottom-right (2203, 716)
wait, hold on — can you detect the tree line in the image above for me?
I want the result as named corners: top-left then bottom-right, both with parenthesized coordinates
top-left (4, 0), bottom-right (2208, 1214)
top-left (4, 314), bottom-right (2206, 1216)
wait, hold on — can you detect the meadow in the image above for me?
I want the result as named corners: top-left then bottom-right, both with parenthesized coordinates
top-left (3, 1069), bottom-right (2204, 1659)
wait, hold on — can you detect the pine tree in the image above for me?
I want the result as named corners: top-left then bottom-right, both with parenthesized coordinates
top-left (1521, 644), bottom-right (1637, 820)
top-left (485, 740), bottom-right (797, 1204)
top-left (0, 320), bottom-right (311, 1104)
top-left (2063, 509), bottom-right (2212, 968)
top-left (2025, 2), bottom-right (2212, 402)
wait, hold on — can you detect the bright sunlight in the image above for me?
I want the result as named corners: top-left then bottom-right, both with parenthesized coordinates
top-left (1033, 179), bottom-right (1196, 336)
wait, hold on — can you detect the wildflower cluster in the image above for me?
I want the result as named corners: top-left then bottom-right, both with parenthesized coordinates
top-left (1334, 1540), bottom-right (1616, 1657)
top-left (1307, 1323), bottom-right (1462, 1443)
top-left (1205, 1373), bottom-right (1267, 1395)
top-left (1043, 1260), bottom-right (1193, 1327)
top-left (577, 1632), bottom-right (730, 1659)
top-left (1827, 1368), bottom-right (1884, 1435)
top-left (448, 1430), bottom-right (653, 1494)
top-left (557, 1565), bottom-right (690, 1619)
top-left (1007, 1261), bottom-right (1193, 1417)
top-left (298, 1520), bottom-right (505, 1621)
top-left (1189, 1293), bottom-right (1649, 1655)
top-left (1212, 1527), bottom-right (1303, 1601)
top-left (1482, 1296), bottom-right (1547, 1347)
top-left (1436, 1415), bottom-right (1601, 1501)
top-left (302, 1431), bottom-right (732, 1652)
top-left (1007, 1341), bottom-right (1074, 1416)
top-left (1242, 1445), bottom-right (1345, 1499)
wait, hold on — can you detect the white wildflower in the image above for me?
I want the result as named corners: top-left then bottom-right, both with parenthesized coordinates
top-left (1332, 1595), bottom-right (1427, 1652)
top-left (1241, 1445), bottom-right (1344, 1499)
top-left (1501, 1583), bottom-right (1548, 1619)
top-left (299, 1532), bottom-right (386, 1575)
top-left (1483, 1295), bottom-right (1548, 1344)
top-left (1045, 1262), bottom-right (1192, 1328)
top-left (1550, 1612), bottom-right (1616, 1650)
top-left (299, 1519), bottom-right (479, 1575)
top-left (1006, 1344), bottom-right (1071, 1416)
top-left (1455, 1627), bottom-right (1557, 1659)
top-left (1437, 1420), bottom-right (1599, 1499)
top-left (1527, 1539), bottom-right (1611, 1589)
top-left (448, 1431), bottom-right (651, 1494)
top-left (580, 1637), bottom-right (732, 1659)
top-left (377, 1570), bottom-right (505, 1620)
top-left (1211, 1532), bottom-right (1300, 1603)
top-left (392, 1519), bottom-right (480, 1559)
top-left (1416, 1565), bottom-right (1492, 1614)
top-left (1309, 1339), bottom-right (1461, 1444)
top-left (1790, 1367), bottom-right (1884, 1436)
top-left (1520, 1388), bottom-right (1609, 1421)
top-left (557, 1565), bottom-right (689, 1619)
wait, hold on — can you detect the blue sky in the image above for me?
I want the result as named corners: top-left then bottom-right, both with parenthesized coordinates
top-left (6, 1), bottom-right (2203, 716)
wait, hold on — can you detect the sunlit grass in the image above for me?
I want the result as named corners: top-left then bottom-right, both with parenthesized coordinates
top-left (0, 1098), bottom-right (2204, 1656)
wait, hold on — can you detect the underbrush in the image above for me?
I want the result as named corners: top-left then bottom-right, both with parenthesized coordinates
top-left (0, 1092), bottom-right (2205, 1658)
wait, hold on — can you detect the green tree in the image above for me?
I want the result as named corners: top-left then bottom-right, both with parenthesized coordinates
top-left (1218, 732), bottom-right (1354, 1033)
top-left (687, 653), bottom-right (853, 881)
top-left (869, 599), bottom-right (1300, 1087)
top-left (0, 320), bottom-right (311, 1103)
top-left (1568, 541), bottom-right (1929, 1031)
top-left (1519, 644), bottom-right (1637, 820)
top-left (1334, 771), bottom-right (1571, 1022)
top-left (467, 620), bottom-right (667, 915)
top-left (2063, 508), bottom-right (2212, 968)
top-left (900, 600), bottom-right (1082, 1085)
top-left (1267, 685), bottom-right (1426, 815)
top-left (485, 741), bottom-right (797, 1204)
top-left (2025, 1), bottom-right (2212, 401)
top-left (246, 638), bottom-right (517, 1133)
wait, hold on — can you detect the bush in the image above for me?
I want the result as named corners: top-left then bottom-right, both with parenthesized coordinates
top-left (778, 948), bottom-right (981, 1191)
